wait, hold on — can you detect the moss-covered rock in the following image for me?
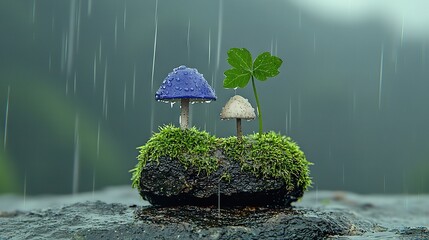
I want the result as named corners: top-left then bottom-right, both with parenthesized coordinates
top-left (130, 125), bottom-right (312, 207)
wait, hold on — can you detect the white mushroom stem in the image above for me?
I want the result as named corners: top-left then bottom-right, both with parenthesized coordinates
top-left (180, 99), bottom-right (189, 129)
top-left (236, 118), bottom-right (242, 139)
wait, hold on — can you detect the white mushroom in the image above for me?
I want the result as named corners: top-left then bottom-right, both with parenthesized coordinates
top-left (220, 95), bottom-right (256, 139)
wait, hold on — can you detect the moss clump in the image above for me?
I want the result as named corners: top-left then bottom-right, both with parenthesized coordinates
top-left (130, 125), bottom-right (218, 189)
top-left (220, 132), bottom-right (312, 191)
top-left (131, 126), bottom-right (312, 192)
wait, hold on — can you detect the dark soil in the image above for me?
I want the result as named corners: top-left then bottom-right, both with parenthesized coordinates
top-left (140, 155), bottom-right (303, 207)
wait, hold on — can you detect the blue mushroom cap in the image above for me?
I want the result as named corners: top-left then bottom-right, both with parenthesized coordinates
top-left (155, 65), bottom-right (217, 102)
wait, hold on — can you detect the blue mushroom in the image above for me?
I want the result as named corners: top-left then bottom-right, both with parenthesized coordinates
top-left (155, 65), bottom-right (217, 129)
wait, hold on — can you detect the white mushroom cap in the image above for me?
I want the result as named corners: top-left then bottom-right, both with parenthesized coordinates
top-left (220, 95), bottom-right (256, 120)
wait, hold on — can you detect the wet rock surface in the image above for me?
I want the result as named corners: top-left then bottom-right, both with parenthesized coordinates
top-left (140, 155), bottom-right (303, 207)
top-left (0, 186), bottom-right (428, 239)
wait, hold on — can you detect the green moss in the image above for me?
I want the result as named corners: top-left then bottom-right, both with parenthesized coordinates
top-left (130, 125), bottom-right (218, 189)
top-left (131, 126), bottom-right (312, 192)
top-left (220, 132), bottom-right (312, 191)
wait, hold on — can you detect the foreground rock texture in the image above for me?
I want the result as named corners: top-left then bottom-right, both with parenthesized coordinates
top-left (1, 187), bottom-right (428, 239)
top-left (140, 155), bottom-right (303, 207)
top-left (0, 202), bottom-right (372, 240)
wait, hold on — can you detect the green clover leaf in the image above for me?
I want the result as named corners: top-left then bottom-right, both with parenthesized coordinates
top-left (224, 68), bottom-right (251, 88)
top-left (227, 48), bottom-right (253, 71)
top-left (253, 52), bottom-right (283, 81)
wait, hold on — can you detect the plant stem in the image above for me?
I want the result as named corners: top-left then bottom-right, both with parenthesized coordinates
top-left (251, 76), bottom-right (263, 135)
top-left (236, 118), bottom-right (242, 139)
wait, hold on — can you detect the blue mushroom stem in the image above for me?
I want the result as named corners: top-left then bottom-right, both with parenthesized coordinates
top-left (180, 99), bottom-right (190, 129)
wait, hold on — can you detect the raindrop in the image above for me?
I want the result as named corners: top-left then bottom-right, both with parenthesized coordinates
top-left (102, 59), bottom-right (108, 116)
top-left (214, 0), bottom-right (223, 90)
top-left (123, 83), bottom-right (127, 111)
top-left (114, 17), bottom-right (118, 49)
top-left (190, 87), bottom-right (194, 91)
top-left (378, 43), bottom-right (384, 110)
top-left (61, 32), bottom-right (67, 73)
top-left (96, 122), bottom-right (100, 158)
top-left (123, 2), bottom-right (127, 29)
top-left (208, 28), bottom-right (211, 67)
top-left (184, 71), bottom-right (188, 75)
top-left (3, 86), bottom-right (10, 150)
top-left (401, 15), bottom-right (405, 47)
top-left (72, 114), bottom-right (80, 195)
top-left (32, 0), bottom-right (36, 24)
top-left (65, 78), bottom-right (69, 95)
top-left (104, 92), bottom-right (109, 119)
top-left (66, 0), bottom-right (77, 80)
top-left (73, 72), bottom-right (77, 94)
top-left (98, 38), bottom-right (102, 61)
top-left (162, 86), bottom-right (166, 89)
top-left (88, 0), bottom-right (92, 16)
top-left (175, 86), bottom-right (180, 90)
top-left (150, 0), bottom-right (159, 94)
top-left (184, 88), bottom-right (189, 91)
top-left (76, 0), bottom-right (82, 52)
top-left (167, 82), bottom-right (172, 87)
top-left (93, 54), bottom-right (97, 90)
top-left (176, 77), bottom-right (180, 81)
top-left (187, 18), bottom-right (191, 62)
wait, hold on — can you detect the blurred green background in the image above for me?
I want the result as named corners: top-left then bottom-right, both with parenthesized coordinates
top-left (0, 0), bottom-right (428, 195)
